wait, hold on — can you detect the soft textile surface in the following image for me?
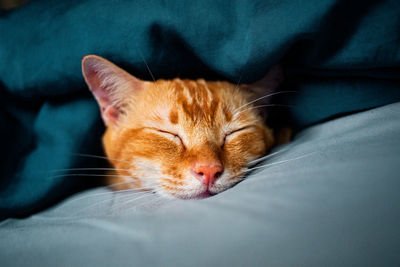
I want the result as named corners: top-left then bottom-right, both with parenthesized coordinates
top-left (1, 0), bottom-right (400, 218)
top-left (1, 103), bottom-right (399, 266)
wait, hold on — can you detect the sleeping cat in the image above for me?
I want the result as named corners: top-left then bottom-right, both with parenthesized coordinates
top-left (81, 55), bottom-right (284, 199)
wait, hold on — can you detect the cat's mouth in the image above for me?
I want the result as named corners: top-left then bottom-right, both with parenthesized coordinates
top-left (158, 172), bottom-right (245, 199)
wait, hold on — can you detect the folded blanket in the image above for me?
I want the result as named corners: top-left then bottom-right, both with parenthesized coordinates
top-left (1, 0), bottom-right (399, 219)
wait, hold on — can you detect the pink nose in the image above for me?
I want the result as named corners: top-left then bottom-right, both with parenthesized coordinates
top-left (191, 162), bottom-right (223, 186)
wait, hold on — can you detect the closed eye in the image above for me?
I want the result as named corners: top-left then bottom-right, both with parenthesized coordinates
top-left (222, 126), bottom-right (254, 147)
top-left (147, 128), bottom-right (185, 148)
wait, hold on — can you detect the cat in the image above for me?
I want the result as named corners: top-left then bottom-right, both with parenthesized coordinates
top-left (81, 55), bottom-right (284, 199)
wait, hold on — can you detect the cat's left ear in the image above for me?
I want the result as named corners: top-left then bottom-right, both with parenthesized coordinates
top-left (82, 55), bottom-right (145, 126)
top-left (241, 64), bottom-right (284, 105)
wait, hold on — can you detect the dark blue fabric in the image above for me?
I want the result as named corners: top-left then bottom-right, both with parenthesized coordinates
top-left (1, 0), bottom-right (399, 219)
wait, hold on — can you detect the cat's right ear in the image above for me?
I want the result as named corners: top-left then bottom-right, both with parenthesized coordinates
top-left (82, 55), bottom-right (145, 126)
top-left (242, 64), bottom-right (284, 104)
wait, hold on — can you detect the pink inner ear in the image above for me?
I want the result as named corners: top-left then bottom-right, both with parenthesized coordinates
top-left (102, 106), bottom-right (119, 125)
top-left (82, 57), bottom-right (121, 125)
top-left (83, 58), bottom-right (113, 109)
top-left (82, 55), bottom-right (145, 126)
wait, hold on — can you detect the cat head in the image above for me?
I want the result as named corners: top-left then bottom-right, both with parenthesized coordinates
top-left (82, 55), bottom-right (283, 199)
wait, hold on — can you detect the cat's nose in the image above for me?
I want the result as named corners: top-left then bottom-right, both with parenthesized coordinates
top-left (191, 162), bottom-right (223, 186)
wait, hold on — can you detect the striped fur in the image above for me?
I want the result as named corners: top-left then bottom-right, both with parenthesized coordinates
top-left (82, 55), bottom-right (276, 199)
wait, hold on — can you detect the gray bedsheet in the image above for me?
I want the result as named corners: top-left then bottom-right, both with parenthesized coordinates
top-left (1, 102), bottom-right (400, 267)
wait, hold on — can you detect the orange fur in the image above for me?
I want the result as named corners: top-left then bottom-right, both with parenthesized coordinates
top-left (82, 55), bottom-right (278, 199)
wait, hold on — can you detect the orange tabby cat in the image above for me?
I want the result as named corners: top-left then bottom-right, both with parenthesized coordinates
top-left (81, 55), bottom-right (283, 199)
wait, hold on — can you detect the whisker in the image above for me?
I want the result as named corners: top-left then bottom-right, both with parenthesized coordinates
top-left (75, 191), bottom-right (155, 214)
top-left (105, 180), bottom-right (142, 189)
top-left (139, 53), bottom-right (157, 83)
top-left (47, 167), bottom-right (133, 173)
top-left (234, 103), bottom-right (294, 117)
top-left (121, 196), bottom-right (164, 214)
top-left (72, 153), bottom-right (133, 165)
top-left (233, 72), bottom-right (243, 92)
top-left (115, 193), bottom-right (157, 210)
top-left (247, 147), bottom-right (290, 166)
top-left (46, 173), bottom-right (134, 179)
top-left (66, 186), bottom-right (151, 206)
top-left (130, 195), bottom-right (166, 209)
top-left (114, 192), bottom-right (157, 209)
top-left (136, 48), bottom-right (162, 92)
top-left (234, 91), bottom-right (297, 113)
top-left (244, 151), bottom-right (318, 173)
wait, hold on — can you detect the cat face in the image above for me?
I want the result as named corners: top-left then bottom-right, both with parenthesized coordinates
top-left (82, 55), bottom-right (282, 199)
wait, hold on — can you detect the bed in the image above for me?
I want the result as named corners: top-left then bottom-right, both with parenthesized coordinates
top-left (1, 0), bottom-right (399, 266)
top-left (1, 102), bottom-right (400, 266)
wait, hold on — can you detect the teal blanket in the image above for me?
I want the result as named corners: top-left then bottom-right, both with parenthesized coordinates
top-left (1, 0), bottom-right (400, 219)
